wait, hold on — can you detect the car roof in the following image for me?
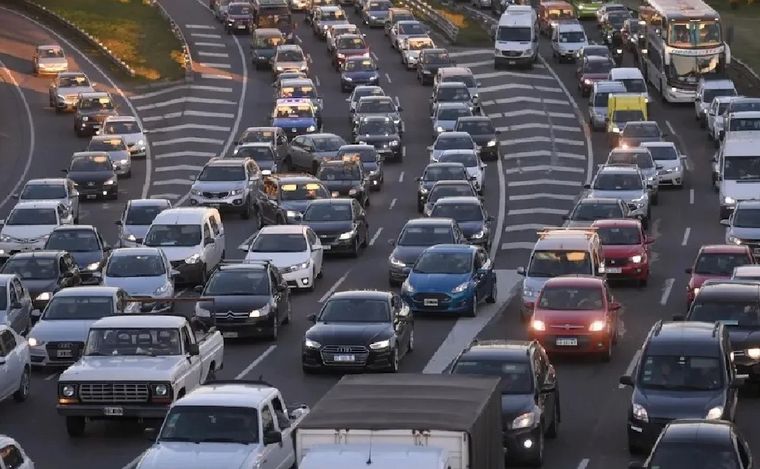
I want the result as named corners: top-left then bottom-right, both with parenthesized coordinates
top-left (24, 178), bottom-right (67, 186)
top-left (499, 13), bottom-right (534, 26)
top-left (307, 198), bottom-right (353, 206)
top-left (110, 247), bottom-right (163, 258)
top-left (460, 339), bottom-right (534, 361)
top-left (597, 164), bottom-right (640, 174)
top-left (426, 162), bottom-right (466, 169)
top-left (277, 44), bottom-right (302, 51)
top-left (701, 79), bottom-right (736, 89)
top-left (437, 102), bottom-right (470, 111)
top-left (405, 217), bottom-right (455, 226)
top-left (699, 244), bottom-right (750, 254)
top-left (92, 314), bottom-right (186, 329)
top-left (79, 92), bottom-right (110, 98)
top-left (218, 262), bottom-right (268, 272)
top-left (609, 67), bottom-right (644, 79)
top-left (205, 158), bottom-right (246, 167)
top-left (424, 243), bottom-right (477, 253)
top-left (12, 200), bottom-right (62, 209)
top-left (55, 286), bottom-right (121, 297)
top-left (543, 275), bottom-right (604, 288)
top-left (258, 224), bottom-right (308, 234)
top-left (272, 174), bottom-right (321, 183)
top-left (152, 207), bottom-right (217, 224)
top-left (281, 78), bottom-right (315, 86)
top-left (177, 383), bottom-right (280, 407)
top-left (329, 290), bottom-right (392, 301)
top-left (578, 197), bottom-right (621, 204)
top-left (436, 131), bottom-right (471, 139)
top-left (128, 198), bottom-right (171, 207)
top-left (641, 141), bottom-right (677, 149)
top-left (593, 80), bottom-right (627, 92)
top-left (438, 67), bottom-right (473, 76)
top-left (735, 199), bottom-right (760, 210)
top-left (592, 218), bottom-right (642, 229)
top-left (646, 321), bottom-right (722, 355)
top-left (729, 111), bottom-right (760, 119)
top-left (51, 224), bottom-right (96, 232)
top-left (58, 72), bottom-right (86, 78)
top-left (661, 420), bottom-right (734, 445)
top-left (438, 81), bottom-right (468, 88)
top-left (433, 196), bottom-right (481, 205)
top-left (733, 265), bottom-right (760, 275)
top-left (585, 56), bottom-right (611, 63)
top-left (254, 28), bottom-right (283, 36)
top-left (103, 115), bottom-right (138, 123)
top-left (556, 21), bottom-right (584, 32)
top-left (6, 250), bottom-right (65, 260)
top-left (694, 280), bottom-right (760, 302)
top-left (91, 134), bottom-right (124, 141)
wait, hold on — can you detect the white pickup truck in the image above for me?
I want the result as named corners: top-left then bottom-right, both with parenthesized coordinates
top-left (136, 380), bottom-right (310, 469)
top-left (56, 314), bottom-right (224, 437)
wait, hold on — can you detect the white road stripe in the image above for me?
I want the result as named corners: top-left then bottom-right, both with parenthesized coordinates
top-left (319, 272), bottom-right (349, 303)
top-left (479, 83), bottom-right (563, 94)
top-left (155, 164), bottom-right (205, 173)
top-left (142, 113), bottom-right (181, 122)
top-left (191, 33), bottom-right (222, 39)
top-left (504, 223), bottom-right (545, 232)
top-left (689, 188), bottom-right (694, 204)
top-left (136, 96), bottom-right (236, 111)
top-left (492, 96), bottom-right (570, 106)
top-left (501, 241), bottom-right (536, 250)
top-left (198, 51), bottom-right (229, 58)
top-left (505, 165), bottom-right (585, 175)
top-left (371, 52), bottom-right (379, 62)
top-left (121, 451), bottom-right (146, 469)
top-left (509, 179), bottom-right (580, 187)
top-left (369, 227), bottom-right (383, 246)
top-left (398, 171), bottom-right (404, 182)
top-left (489, 109), bottom-right (576, 119)
top-left (385, 72), bottom-right (391, 83)
top-left (44, 372), bottom-right (58, 381)
top-left (660, 278), bottom-right (675, 305)
top-left (185, 24), bottom-right (215, 29)
top-left (149, 193), bottom-right (181, 200)
top-left (199, 62), bottom-right (232, 69)
top-left (131, 84), bottom-right (233, 100)
top-left (682, 227), bottom-right (691, 246)
top-left (448, 49), bottom-right (491, 57)
top-left (184, 110), bottom-right (236, 118)
top-left (508, 193), bottom-right (576, 202)
top-left (154, 151), bottom-right (217, 159)
top-left (201, 73), bottom-right (232, 80)
top-left (509, 208), bottom-right (568, 216)
top-left (501, 136), bottom-right (585, 146)
top-left (455, 59), bottom-right (497, 68)
top-left (473, 70), bottom-right (553, 81)
top-left (498, 123), bottom-right (581, 132)
top-left (619, 350), bottom-right (642, 388)
top-left (503, 150), bottom-right (586, 161)
top-left (314, 75), bottom-right (320, 87)
top-left (578, 459), bottom-right (590, 469)
top-left (389, 198), bottom-right (397, 209)
top-left (235, 345), bottom-right (277, 379)
top-left (153, 178), bottom-right (194, 186)
top-left (194, 41), bottom-right (226, 48)
top-left (152, 137), bottom-right (225, 146)
top-left (306, 53), bottom-right (313, 64)
top-left (149, 123), bottom-right (232, 133)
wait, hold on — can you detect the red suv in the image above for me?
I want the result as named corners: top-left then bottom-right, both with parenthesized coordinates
top-left (592, 219), bottom-right (653, 286)
top-left (529, 276), bottom-right (621, 361)
top-left (685, 244), bottom-right (755, 307)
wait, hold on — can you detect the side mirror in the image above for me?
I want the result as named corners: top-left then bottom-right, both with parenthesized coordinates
top-left (170, 269), bottom-right (180, 278)
top-left (486, 215), bottom-right (495, 222)
top-left (193, 285), bottom-right (204, 293)
top-left (115, 220), bottom-right (123, 226)
top-left (204, 238), bottom-right (215, 246)
top-left (11, 194), bottom-right (18, 200)
top-left (426, 146), bottom-right (432, 151)
top-left (187, 343), bottom-right (200, 356)
top-left (672, 314), bottom-right (685, 321)
top-left (263, 430), bottom-right (283, 445)
top-left (517, 266), bottom-right (526, 276)
top-left (307, 313), bottom-right (317, 322)
top-left (415, 176), bottom-right (422, 181)
top-left (62, 271), bottom-right (74, 278)
top-left (387, 238), bottom-right (396, 246)
top-left (619, 375), bottom-right (634, 387)
top-left (685, 267), bottom-right (693, 274)
top-left (719, 219), bottom-right (730, 226)
top-left (540, 380), bottom-right (556, 393)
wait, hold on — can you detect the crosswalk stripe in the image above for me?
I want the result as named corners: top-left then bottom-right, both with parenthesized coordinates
top-left (508, 193), bottom-right (577, 202)
top-left (152, 137), bottom-right (225, 146)
top-left (199, 62), bottom-right (232, 69)
top-left (501, 136), bottom-right (585, 146)
top-left (497, 123), bottom-right (582, 132)
top-left (201, 73), bottom-right (232, 80)
top-left (131, 84), bottom-right (233, 100)
top-left (185, 24), bottom-right (215, 29)
top-left (473, 70), bottom-right (553, 81)
top-left (505, 165), bottom-right (585, 175)
top-left (489, 109), bottom-right (576, 119)
top-left (480, 83), bottom-right (563, 94)
top-left (150, 193), bottom-right (181, 200)
top-left (500, 242), bottom-right (536, 250)
top-left (154, 151), bottom-right (217, 159)
top-left (509, 208), bottom-right (568, 216)
top-left (149, 123), bottom-right (232, 133)
top-left (504, 223), bottom-right (546, 232)
top-left (153, 178), bottom-right (194, 186)
top-left (190, 33), bottom-right (222, 39)
top-left (155, 165), bottom-right (205, 172)
top-left (198, 51), bottom-right (230, 58)
top-left (136, 97), bottom-right (236, 111)
top-left (503, 150), bottom-right (586, 160)
top-left (194, 42), bottom-right (226, 48)
top-left (508, 179), bottom-right (580, 187)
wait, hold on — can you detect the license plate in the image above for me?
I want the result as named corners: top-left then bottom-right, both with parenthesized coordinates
top-left (424, 298), bottom-right (439, 306)
top-left (86, 194), bottom-right (97, 199)
top-left (508, 60), bottom-right (515, 65)
top-left (334, 354), bottom-right (355, 362)
top-left (222, 331), bottom-right (239, 338)
top-left (56, 349), bottom-right (73, 358)
top-left (103, 407), bottom-right (123, 416)
top-left (607, 267), bottom-right (622, 273)
top-left (237, 24), bottom-right (246, 29)
top-left (556, 338), bottom-right (578, 346)
top-left (321, 245), bottom-right (331, 250)
top-left (208, 203), bottom-right (220, 208)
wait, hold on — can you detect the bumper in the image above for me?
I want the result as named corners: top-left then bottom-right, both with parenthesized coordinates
top-left (504, 426), bottom-right (543, 461)
top-left (114, 161), bottom-right (131, 176)
top-left (77, 120), bottom-right (104, 134)
top-left (79, 270), bottom-right (102, 285)
top-left (319, 235), bottom-right (358, 253)
top-left (479, 145), bottom-right (498, 160)
top-left (402, 291), bottom-right (475, 314)
top-left (216, 315), bottom-right (276, 338)
top-left (575, 5), bottom-right (600, 17)
top-left (657, 170), bottom-right (684, 185)
top-left (365, 16), bottom-right (386, 26)
top-left (341, 76), bottom-right (380, 89)
top-left (57, 403), bottom-right (170, 419)
top-left (55, 97), bottom-right (78, 111)
top-left (388, 264), bottom-right (412, 283)
top-left (171, 261), bottom-right (205, 284)
top-left (555, 50), bottom-right (577, 61)
top-left (302, 347), bottom-right (393, 371)
top-left (189, 194), bottom-right (248, 211)
top-left (280, 126), bottom-right (317, 140)
top-left (735, 359), bottom-right (760, 380)
top-left (226, 21), bottom-right (251, 31)
top-left (0, 241), bottom-right (48, 258)
top-left (663, 86), bottom-right (696, 103)
top-left (77, 184), bottom-right (118, 199)
top-left (281, 268), bottom-right (314, 289)
top-left (128, 145), bottom-right (147, 157)
top-left (494, 54), bottom-right (534, 66)
top-left (531, 331), bottom-right (612, 354)
top-left (604, 260), bottom-right (649, 281)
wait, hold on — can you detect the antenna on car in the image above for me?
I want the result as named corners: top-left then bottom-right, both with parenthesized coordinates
top-left (366, 432), bottom-right (373, 465)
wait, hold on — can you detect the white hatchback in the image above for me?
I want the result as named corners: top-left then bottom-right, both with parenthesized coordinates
top-left (0, 201), bottom-right (69, 259)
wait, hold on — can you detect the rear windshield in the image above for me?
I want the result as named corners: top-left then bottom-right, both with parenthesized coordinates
top-left (527, 250), bottom-right (592, 277)
top-left (639, 354), bottom-right (723, 391)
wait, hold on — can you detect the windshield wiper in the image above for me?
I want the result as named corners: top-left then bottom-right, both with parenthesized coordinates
top-left (196, 437), bottom-right (252, 444)
top-left (159, 437), bottom-right (198, 442)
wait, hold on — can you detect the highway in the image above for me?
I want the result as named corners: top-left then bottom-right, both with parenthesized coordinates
top-left (0, 0), bottom-right (758, 468)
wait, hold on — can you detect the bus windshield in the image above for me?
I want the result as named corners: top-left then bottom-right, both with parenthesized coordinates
top-left (668, 19), bottom-right (721, 48)
top-left (668, 53), bottom-right (721, 87)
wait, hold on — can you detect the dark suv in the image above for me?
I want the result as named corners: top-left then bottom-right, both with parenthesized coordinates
top-left (450, 339), bottom-right (560, 467)
top-left (619, 321), bottom-right (742, 454)
top-left (74, 92), bottom-right (118, 137)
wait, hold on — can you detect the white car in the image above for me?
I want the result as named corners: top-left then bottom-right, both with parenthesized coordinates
top-left (0, 435), bottom-right (34, 469)
top-left (0, 201), bottom-right (70, 259)
top-left (707, 95), bottom-right (742, 143)
top-left (641, 141), bottom-right (686, 188)
top-left (437, 149), bottom-right (486, 193)
top-left (99, 115), bottom-right (148, 158)
top-left (0, 325), bottom-right (31, 404)
top-left (116, 198), bottom-right (172, 248)
top-left (102, 248), bottom-right (176, 313)
top-left (551, 21), bottom-right (588, 62)
top-left (33, 44), bottom-right (68, 75)
top-left (243, 225), bottom-right (324, 290)
top-left (14, 178), bottom-right (80, 224)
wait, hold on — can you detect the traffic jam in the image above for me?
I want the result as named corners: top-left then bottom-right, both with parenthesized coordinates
top-left (0, 0), bottom-right (759, 466)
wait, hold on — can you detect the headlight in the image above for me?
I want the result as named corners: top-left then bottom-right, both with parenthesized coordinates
top-left (300, 65), bottom-right (308, 71)
top-left (104, 178), bottom-right (116, 185)
top-left (401, 279), bottom-right (414, 292)
top-left (62, 385), bottom-right (76, 398)
top-left (531, 319), bottom-right (546, 331)
top-left (0, 234), bottom-right (11, 242)
top-left (584, 78), bottom-right (592, 85)
top-left (471, 230), bottom-right (485, 239)
top-left (82, 116), bottom-right (89, 121)
top-left (728, 235), bottom-right (741, 245)
top-left (747, 348), bottom-right (760, 359)
top-left (632, 197), bottom-right (647, 207)
top-left (389, 256), bottom-right (406, 267)
top-left (632, 403), bottom-right (648, 422)
top-left (35, 292), bottom-right (52, 301)
top-left (616, 48), bottom-right (623, 54)
top-left (390, 140), bottom-right (399, 147)
top-left (522, 286), bottom-right (535, 298)
top-left (344, 76), bottom-right (353, 81)
top-left (348, 188), bottom-right (358, 196)
top-left (630, 255), bottom-right (643, 263)
top-left (276, 66), bottom-right (284, 71)
top-left (331, 191), bottom-right (340, 198)
top-left (644, 97), bottom-right (650, 103)
top-left (137, 139), bottom-right (145, 146)
top-left (705, 406), bottom-right (723, 420)
top-left (419, 187), bottom-right (429, 195)
top-left (452, 282), bottom-right (470, 293)
top-left (125, 233), bottom-right (137, 242)
top-left (304, 338), bottom-right (321, 349)
top-left (86, 262), bottom-right (100, 271)
top-left (153, 384), bottom-right (169, 396)
top-left (288, 261), bottom-right (310, 272)
top-left (154, 283), bottom-right (170, 296)
top-left (369, 339), bottom-right (391, 350)
top-left (228, 189), bottom-right (243, 196)
top-left (195, 305), bottom-right (211, 317)
top-left (286, 210), bottom-right (300, 219)
top-left (338, 230), bottom-right (356, 240)
top-left (28, 337), bottom-right (44, 347)
top-left (306, 125), bottom-right (316, 132)
top-left (511, 411), bottom-right (537, 429)
top-left (611, 126), bottom-right (621, 133)
top-left (589, 320), bottom-right (606, 332)
top-left (693, 287), bottom-right (700, 296)
top-left (436, 126), bottom-right (444, 133)
top-left (337, 53), bottom-right (345, 59)
top-left (119, 159), bottom-right (129, 165)
top-left (724, 196), bottom-right (736, 205)
top-left (185, 253), bottom-right (201, 264)
top-left (249, 307), bottom-right (269, 317)
top-left (486, 140), bottom-right (497, 147)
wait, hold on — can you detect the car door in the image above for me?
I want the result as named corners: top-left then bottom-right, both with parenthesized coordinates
top-left (67, 179), bottom-right (80, 219)
top-left (4, 283), bottom-right (21, 335)
top-left (10, 279), bottom-right (30, 334)
top-left (200, 223), bottom-right (216, 270)
top-left (181, 325), bottom-right (203, 387)
top-left (261, 179), bottom-right (281, 224)
top-left (473, 249), bottom-right (491, 300)
top-left (0, 331), bottom-right (11, 400)
top-left (391, 295), bottom-right (411, 352)
top-left (260, 401), bottom-right (291, 469)
top-left (288, 138), bottom-right (306, 170)
top-left (306, 228), bottom-right (323, 273)
top-left (275, 130), bottom-right (289, 162)
top-left (736, 432), bottom-right (753, 469)
top-left (208, 215), bottom-right (225, 265)
top-left (532, 348), bottom-right (555, 426)
top-left (0, 441), bottom-right (28, 469)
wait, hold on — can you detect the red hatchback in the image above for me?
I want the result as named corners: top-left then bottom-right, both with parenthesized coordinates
top-left (685, 244), bottom-right (755, 307)
top-left (529, 276), bottom-right (620, 361)
top-left (592, 219), bottom-right (653, 286)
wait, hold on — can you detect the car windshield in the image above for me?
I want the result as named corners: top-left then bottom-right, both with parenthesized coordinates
top-left (240, 129), bottom-right (275, 143)
top-left (646, 145), bottom-right (678, 160)
top-left (160, 406), bottom-right (259, 444)
top-left (106, 255), bottom-right (165, 277)
top-left (497, 26), bottom-right (531, 42)
top-left (44, 296), bottom-right (114, 320)
top-left (320, 9), bottom-right (346, 20)
top-left (456, 120), bottom-right (494, 135)
top-left (70, 156), bottom-right (112, 172)
top-left (277, 49), bottom-right (304, 61)
top-left (619, 78), bottom-right (647, 93)
top-left (434, 136), bottom-right (473, 150)
top-left (431, 203), bottom-right (483, 222)
top-left (398, 226), bottom-right (454, 246)
top-left (559, 31), bottom-right (586, 43)
top-left (125, 205), bottom-right (166, 225)
top-left (313, 136), bottom-right (346, 151)
top-left (279, 182), bottom-right (328, 201)
top-left (205, 270), bottom-right (269, 295)
top-left (319, 165), bottom-right (361, 180)
top-left (255, 34), bottom-right (284, 48)
top-left (607, 14), bottom-right (626, 27)
top-left (639, 354), bottom-right (723, 391)
top-left (438, 107), bottom-right (472, 120)
top-left (593, 173), bottom-right (643, 190)
top-left (144, 224), bottom-right (201, 247)
top-left (451, 360), bottom-right (533, 394)
top-left (46, 230), bottom-right (100, 252)
top-left (319, 298), bottom-right (390, 322)
top-left (84, 328), bottom-right (182, 356)
top-left (250, 233), bottom-right (306, 252)
top-left (572, 202), bottom-right (624, 221)
top-left (733, 208), bottom-right (760, 228)
top-left (358, 119), bottom-right (396, 135)
top-left (357, 99), bottom-right (395, 113)
top-left (608, 152), bottom-right (655, 169)
top-left (429, 185), bottom-right (475, 202)
top-left (724, 156), bottom-right (760, 180)
top-left (422, 52), bottom-right (449, 64)
top-left (337, 37), bottom-right (365, 49)
top-left (40, 47), bottom-right (64, 58)
top-left (274, 104), bottom-right (313, 119)
top-left (344, 58), bottom-right (375, 72)
top-left (235, 145), bottom-right (275, 160)
top-left (650, 444), bottom-right (740, 469)
top-left (597, 226), bottom-right (641, 245)
top-left (280, 85), bottom-right (317, 99)
top-left (20, 183), bottom-right (66, 200)
top-left (1, 258), bottom-right (57, 280)
top-left (424, 166), bottom-right (466, 181)
top-left (399, 22), bottom-right (426, 34)
top-left (437, 87), bottom-right (470, 101)
top-left (406, 40), bottom-right (432, 51)
top-left (414, 251), bottom-right (472, 274)
top-left (539, 286), bottom-right (604, 310)
top-left (103, 121), bottom-right (141, 134)
top-left (694, 253), bottom-right (750, 275)
top-left (198, 165), bottom-right (245, 181)
top-left (88, 139), bottom-right (127, 151)
top-left (351, 88), bottom-right (384, 103)
top-left (729, 117), bottom-right (760, 131)
top-left (368, 0), bottom-right (391, 9)
top-left (548, 8), bottom-right (574, 18)
top-left (704, 88), bottom-right (736, 103)
top-left (528, 250), bottom-right (592, 277)
top-left (613, 110), bottom-right (645, 123)
top-left (79, 97), bottom-right (113, 110)
top-left (304, 203), bottom-right (352, 221)
top-left (623, 124), bottom-right (659, 138)
top-left (690, 300), bottom-right (760, 325)
top-left (584, 47), bottom-right (609, 58)
top-left (337, 148), bottom-right (377, 162)
top-left (59, 75), bottom-right (89, 88)
top-left (228, 4), bottom-right (251, 14)
top-left (6, 208), bottom-right (57, 225)
top-left (584, 60), bottom-right (613, 74)
top-left (439, 152), bottom-right (478, 167)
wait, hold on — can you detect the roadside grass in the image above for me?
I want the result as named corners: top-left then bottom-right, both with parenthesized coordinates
top-left (708, 0), bottom-right (760, 74)
top-left (35, 0), bottom-right (185, 82)
top-left (404, 0), bottom-right (492, 46)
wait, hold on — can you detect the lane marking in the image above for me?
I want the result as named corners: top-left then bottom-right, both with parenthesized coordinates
top-left (155, 164), bottom-right (205, 173)
top-left (509, 179), bottom-right (580, 187)
top-left (154, 178), bottom-right (194, 186)
top-left (402, 146), bottom-right (406, 158)
top-left (505, 165), bottom-right (585, 175)
top-left (689, 188), bottom-right (694, 205)
top-left (455, 59), bottom-right (498, 68)
top-left (503, 150), bottom-right (582, 160)
top-left (0, 60), bottom-right (35, 211)
top-left (149, 193), bottom-right (181, 200)
top-left (682, 227), bottom-right (691, 246)
top-left (198, 62), bottom-right (232, 69)
top-left (198, 51), bottom-right (229, 58)
top-left (369, 227), bottom-right (383, 246)
top-left (319, 272), bottom-right (349, 303)
top-left (578, 459), bottom-right (590, 469)
top-left (385, 72), bottom-right (391, 83)
top-left (501, 241), bottom-right (537, 250)
top-left (473, 70), bottom-right (553, 81)
top-left (492, 96), bottom-right (570, 106)
top-left (660, 278), bottom-right (675, 305)
top-left (136, 96), bottom-right (236, 111)
top-left (501, 136), bottom-right (585, 146)
top-left (193, 41), bottom-right (226, 48)
top-left (314, 75), bottom-right (320, 87)
top-left (235, 345), bottom-right (277, 379)
top-left (498, 123), bottom-right (581, 133)
top-left (149, 123), bottom-right (231, 133)
top-left (389, 198), bottom-right (397, 209)
top-left (191, 32), bottom-right (222, 38)
top-left (185, 23), bottom-right (215, 29)
top-left (491, 141), bottom-right (507, 260)
top-left (306, 53), bottom-right (313, 64)
top-left (371, 52), bottom-right (379, 62)
top-left (201, 73), bottom-right (232, 79)
top-left (504, 223), bottom-right (546, 232)
top-left (121, 451), bottom-right (146, 469)
top-left (184, 110), bottom-right (236, 118)
top-left (448, 48), bottom-right (491, 57)
top-left (398, 171), bottom-right (404, 182)
top-left (154, 151), bottom-right (216, 159)
top-left (152, 137), bottom-right (225, 146)
top-left (508, 193), bottom-right (576, 202)
top-left (508, 208), bottom-right (568, 216)
top-left (619, 349), bottom-right (642, 388)
top-left (131, 84), bottom-right (233, 100)
top-left (44, 372), bottom-right (58, 381)
top-left (489, 109), bottom-right (576, 119)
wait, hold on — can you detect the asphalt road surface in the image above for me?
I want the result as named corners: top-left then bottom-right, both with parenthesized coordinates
top-left (0, 2), bottom-right (757, 468)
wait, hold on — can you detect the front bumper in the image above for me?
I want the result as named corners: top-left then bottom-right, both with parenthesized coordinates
top-left (57, 403), bottom-right (170, 419)
top-left (555, 50), bottom-right (578, 61)
top-left (302, 346), bottom-right (393, 371)
top-left (76, 183), bottom-right (118, 199)
top-left (657, 169), bottom-right (684, 185)
top-left (365, 15), bottom-right (386, 26)
top-left (317, 233), bottom-right (357, 253)
top-left (0, 241), bottom-right (47, 258)
top-left (504, 426), bottom-right (543, 461)
top-left (215, 314), bottom-right (276, 338)
top-left (402, 291), bottom-right (475, 314)
top-left (127, 143), bottom-right (147, 157)
top-left (605, 258), bottom-right (649, 280)
top-left (280, 267), bottom-right (314, 289)
top-left (341, 75), bottom-right (380, 89)
top-left (280, 125), bottom-right (317, 140)
top-left (662, 86), bottom-right (696, 103)
top-left (54, 96), bottom-right (78, 111)
top-left (77, 119), bottom-right (105, 135)
top-left (226, 20), bottom-right (251, 31)
top-left (189, 193), bottom-right (248, 211)
top-left (628, 417), bottom-right (669, 451)
top-left (114, 160), bottom-right (131, 176)
top-left (494, 52), bottom-right (534, 66)
top-left (388, 263), bottom-right (412, 282)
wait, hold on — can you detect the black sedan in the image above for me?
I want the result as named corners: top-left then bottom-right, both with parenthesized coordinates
top-left (195, 262), bottom-right (290, 340)
top-left (73, 92), bottom-right (118, 137)
top-left (316, 159), bottom-right (371, 208)
top-left (65, 152), bottom-right (118, 200)
top-left (415, 48), bottom-right (452, 85)
top-left (428, 196), bottom-right (494, 249)
top-left (44, 225), bottom-right (110, 284)
top-left (454, 116), bottom-right (499, 161)
top-left (302, 290), bottom-right (414, 373)
top-left (416, 162), bottom-right (472, 213)
top-left (353, 116), bottom-right (402, 161)
top-left (302, 198), bottom-right (369, 257)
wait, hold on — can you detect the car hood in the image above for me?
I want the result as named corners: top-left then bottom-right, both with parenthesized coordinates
top-left (557, 41), bottom-right (588, 51)
top-left (588, 189), bottom-right (644, 203)
top-left (305, 220), bottom-right (353, 235)
top-left (67, 170), bottom-right (115, 183)
top-left (227, 13), bottom-right (251, 19)
top-left (103, 275), bottom-right (167, 296)
top-left (469, 134), bottom-right (496, 146)
top-left (355, 111), bottom-right (399, 121)
top-left (434, 119), bottom-right (458, 131)
top-left (305, 322), bottom-right (391, 345)
top-left (197, 295), bottom-right (271, 313)
top-left (523, 276), bottom-right (550, 296)
top-left (727, 226), bottom-right (760, 241)
top-left (138, 443), bottom-right (260, 469)
top-left (61, 356), bottom-right (186, 381)
top-left (271, 117), bottom-right (315, 128)
top-left (58, 86), bottom-right (95, 97)
top-left (533, 307), bottom-right (605, 324)
top-left (274, 60), bottom-right (307, 69)
top-left (408, 272), bottom-right (470, 292)
top-left (1, 225), bottom-right (57, 240)
top-left (29, 319), bottom-right (101, 342)
top-left (279, 199), bottom-right (311, 213)
top-left (634, 387), bottom-right (726, 420)
top-left (620, 137), bottom-right (661, 147)
top-left (366, 9), bottom-right (389, 17)
top-left (358, 134), bottom-right (398, 144)
top-left (602, 245), bottom-right (644, 258)
top-left (39, 57), bottom-right (68, 66)
top-left (457, 221), bottom-right (485, 236)
top-left (722, 180), bottom-right (760, 201)
top-left (69, 250), bottom-right (104, 269)
top-left (245, 251), bottom-right (308, 268)
top-left (118, 132), bottom-right (144, 146)
top-left (336, 48), bottom-right (369, 57)
top-left (656, 159), bottom-right (681, 171)
top-left (153, 246), bottom-right (199, 262)
top-left (391, 245), bottom-right (428, 265)
top-left (22, 278), bottom-right (59, 295)
top-left (343, 70), bottom-right (379, 80)
top-left (77, 108), bottom-right (119, 118)
top-left (501, 393), bottom-right (535, 423)
top-left (563, 220), bottom-right (595, 228)
top-left (191, 181), bottom-right (245, 192)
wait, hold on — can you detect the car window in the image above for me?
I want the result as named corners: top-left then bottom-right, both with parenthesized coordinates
top-left (271, 396), bottom-right (290, 429)
top-left (209, 216), bottom-right (221, 236)
top-left (261, 405), bottom-right (276, 433)
top-left (203, 223), bottom-right (212, 241)
top-left (12, 279), bottom-right (24, 301)
top-left (306, 229), bottom-right (317, 246)
top-left (0, 330), bottom-right (17, 356)
top-left (0, 444), bottom-right (25, 469)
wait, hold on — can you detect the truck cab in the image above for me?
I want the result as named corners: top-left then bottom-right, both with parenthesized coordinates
top-left (606, 93), bottom-right (647, 147)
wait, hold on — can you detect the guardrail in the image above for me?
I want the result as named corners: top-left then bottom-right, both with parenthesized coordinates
top-left (149, 0), bottom-right (193, 81)
top-left (397, 0), bottom-right (460, 42)
top-left (16, 0), bottom-right (136, 77)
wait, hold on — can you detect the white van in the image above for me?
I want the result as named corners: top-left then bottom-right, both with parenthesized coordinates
top-left (550, 21), bottom-right (588, 62)
top-left (503, 4), bottom-right (537, 24)
top-left (143, 207), bottom-right (225, 285)
top-left (493, 13), bottom-right (538, 69)
top-left (716, 135), bottom-right (760, 220)
top-left (608, 67), bottom-right (650, 104)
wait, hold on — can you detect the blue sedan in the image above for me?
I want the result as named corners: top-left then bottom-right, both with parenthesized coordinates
top-left (401, 244), bottom-right (496, 316)
top-left (340, 57), bottom-right (381, 92)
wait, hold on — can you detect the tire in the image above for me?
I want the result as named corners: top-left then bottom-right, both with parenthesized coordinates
top-left (387, 347), bottom-right (399, 373)
top-left (13, 367), bottom-right (30, 402)
top-left (360, 226), bottom-right (369, 247)
top-left (307, 267), bottom-right (316, 292)
top-left (311, 161), bottom-right (320, 175)
top-left (600, 336), bottom-right (613, 362)
top-left (253, 207), bottom-right (263, 230)
top-left (200, 263), bottom-right (208, 286)
top-left (526, 427), bottom-right (544, 466)
top-left (466, 294), bottom-right (478, 317)
top-left (417, 202), bottom-right (423, 213)
top-left (205, 366), bottom-right (217, 383)
top-left (269, 314), bottom-right (279, 340)
top-left (486, 278), bottom-right (497, 303)
top-left (545, 405), bottom-right (559, 438)
top-left (628, 438), bottom-right (642, 454)
top-left (66, 417), bottom-right (86, 437)
top-left (350, 238), bottom-right (359, 258)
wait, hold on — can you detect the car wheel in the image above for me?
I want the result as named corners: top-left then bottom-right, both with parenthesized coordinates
top-left (205, 366), bottom-right (217, 383)
top-left (364, 195), bottom-right (370, 207)
top-left (600, 336), bottom-right (613, 362)
top-left (241, 197), bottom-right (252, 219)
top-left (407, 328), bottom-right (414, 353)
top-left (269, 314), bottom-right (279, 340)
top-left (486, 279), bottom-right (497, 303)
top-left (13, 367), bottom-right (30, 402)
top-left (361, 226), bottom-right (369, 247)
top-left (527, 426), bottom-right (544, 466)
top-left (416, 201), bottom-right (423, 213)
top-left (545, 405), bottom-right (559, 438)
top-left (66, 417), bottom-right (86, 437)
top-left (387, 346), bottom-right (399, 373)
top-left (466, 294), bottom-right (478, 317)
top-left (628, 438), bottom-right (642, 454)
top-left (307, 267), bottom-right (316, 291)
top-left (311, 161), bottom-right (320, 175)
top-left (350, 238), bottom-right (359, 257)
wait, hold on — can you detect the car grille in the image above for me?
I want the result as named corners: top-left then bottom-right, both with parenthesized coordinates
top-left (94, 115), bottom-right (109, 123)
top-left (606, 257), bottom-right (629, 267)
top-left (320, 345), bottom-right (370, 365)
top-left (502, 50), bottom-right (522, 57)
top-left (319, 235), bottom-right (337, 244)
top-left (170, 260), bottom-right (184, 268)
top-left (46, 342), bottom-right (84, 361)
top-left (549, 323), bottom-right (585, 330)
top-left (413, 292), bottom-right (451, 303)
top-left (203, 191), bottom-right (229, 198)
top-left (214, 310), bottom-right (253, 321)
top-left (79, 383), bottom-right (150, 403)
